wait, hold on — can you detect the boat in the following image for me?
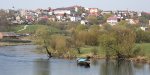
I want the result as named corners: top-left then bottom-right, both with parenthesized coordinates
top-left (76, 58), bottom-right (90, 66)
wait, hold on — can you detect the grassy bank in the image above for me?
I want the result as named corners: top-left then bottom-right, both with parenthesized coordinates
top-left (77, 43), bottom-right (150, 63)
top-left (136, 43), bottom-right (150, 57)
top-left (13, 24), bottom-right (61, 34)
top-left (0, 42), bottom-right (32, 46)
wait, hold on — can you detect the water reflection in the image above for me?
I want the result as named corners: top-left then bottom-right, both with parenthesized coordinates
top-left (100, 60), bottom-right (134, 75)
top-left (34, 59), bottom-right (51, 75)
top-left (0, 45), bottom-right (150, 75)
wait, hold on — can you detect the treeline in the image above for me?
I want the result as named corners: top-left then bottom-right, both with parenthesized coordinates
top-left (0, 10), bottom-right (16, 32)
top-left (32, 22), bottom-right (150, 59)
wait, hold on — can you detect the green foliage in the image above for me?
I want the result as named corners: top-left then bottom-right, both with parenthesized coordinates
top-left (139, 12), bottom-right (150, 25)
top-left (99, 27), bottom-right (136, 59)
top-left (91, 47), bottom-right (98, 55)
top-left (117, 20), bottom-right (129, 26)
top-left (99, 32), bottom-right (116, 58)
top-left (15, 25), bottom-right (61, 34)
top-left (0, 10), bottom-right (14, 31)
top-left (102, 23), bottom-right (112, 31)
top-left (86, 16), bottom-right (99, 25)
top-left (132, 46), bottom-right (144, 57)
top-left (49, 35), bottom-right (77, 57)
top-left (75, 30), bottom-right (98, 46)
top-left (47, 21), bottom-right (66, 30)
top-left (98, 16), bottom-right (106, 24)
top-left (75, 24), bottom-right (87, 31)
top-left (33, 26), bottom-right (51, 46)
top-left (103, 13), bottom-right (113, 22)
top-left (136, 43), bottom-right (150, 57)
top-left (136, 30), bottom-right (150, 43)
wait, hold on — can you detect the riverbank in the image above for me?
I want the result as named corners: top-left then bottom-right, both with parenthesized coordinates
top-left (0, 42), bottom-right (33, 47)
top-left (76, 43), bottom-right (150, 64)
top-left (0, 42), bottom-right (150, 64)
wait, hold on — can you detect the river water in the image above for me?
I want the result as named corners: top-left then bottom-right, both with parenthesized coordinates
top-left (0, 45), bottom-right (150, 75)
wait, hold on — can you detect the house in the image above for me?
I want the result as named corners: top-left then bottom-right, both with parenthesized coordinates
top-left (55, 14), bottom-right (64, 21)
top-left (88, 8), bottom-right (99, 16)
top-left (0, 32), bottom-right (18, 39)
top-left (107, 16), bottom-right (119, 26)
top-left (101, 11), bottom-right (112, 15)
top-left (70, 16), bottom-right (81, 22)
top-left (26, 15), bottom-right (35, 23)
top-left (126, 19), bottom-right (139, 25)
top-left (81, 20), bottom-right (88, 25)
top-left (53, 7), bottom-right (74, 15)
top-left (149, 20), bottom-right (150, 25)
top-left (39, 15), bottom-right (48, 21)
top-left (70, 5), bottom-right (82, 12)
top-left (48, 15), bottom-right (56, 21)
top-left (16, 16), bottom-right (21, 21)
top-left (140, 27), bottom-right (149, 31)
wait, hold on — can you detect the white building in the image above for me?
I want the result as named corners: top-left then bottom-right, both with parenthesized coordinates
top-left (140, 27), bottom-right (148, 31)
top-left (70, 16), bottom-right (81, 22)
top-left (107, 16), bottom-right (119, 26)
top-left (81, 20), bottom-right (88, 25)
top-left (54, 9), bottom-right (71, 15)
top-left (149, 20), bottom-right (150, 25)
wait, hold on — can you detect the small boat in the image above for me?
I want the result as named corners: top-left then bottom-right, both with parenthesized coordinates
top-left (76, 58), bottom-right (90, 66)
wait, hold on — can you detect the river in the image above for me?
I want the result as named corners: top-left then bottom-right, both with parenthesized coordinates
top-left (0, 45), bottom-right (150, 75)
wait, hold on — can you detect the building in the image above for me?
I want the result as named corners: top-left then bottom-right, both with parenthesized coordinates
top-left (107, 16), bottom-right (119, 26)
top-left (0, 32), bottom-right (18, 39)
top-left (70, 16), bottom-right (81, 22)
top-left (88, 8), bottom-right (99, 16)
top-left (140, 27), bottom-right (149, 31)
top-left (126, 19), bottom-right (139, 25)
top-left (149, 20), bottom-right (150, 25)
top-left (81, 20), bottom-right (88, 25)
top-left (52, 6), bottom-right (78, 15)
top-left (101, 11), bottom-right (112, 15)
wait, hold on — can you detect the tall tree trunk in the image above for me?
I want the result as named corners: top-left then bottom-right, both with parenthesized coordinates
top-left (44, 46), bottom-right (52, 58)
top-left (77, 48), bottom-right (81, 54)
top-left (44, 40), bottom-right (52, 58)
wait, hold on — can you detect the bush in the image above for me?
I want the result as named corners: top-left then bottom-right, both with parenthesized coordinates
top-left (132, 46), bottom-right (144, 57)
top-left (91, 47), bottom-right (98, 55)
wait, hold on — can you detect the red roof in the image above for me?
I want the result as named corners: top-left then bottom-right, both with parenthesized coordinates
top-left (107, 16), bottom-right (118, 20)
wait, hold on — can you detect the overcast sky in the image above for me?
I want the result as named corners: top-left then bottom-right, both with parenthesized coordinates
top-left (0, 0), bottom-right (150, 12)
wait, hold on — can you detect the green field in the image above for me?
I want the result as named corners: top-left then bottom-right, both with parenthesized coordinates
top-left (136, 43), bottom-right (150, 57)
top-left (13, 25), bottom-right (61, 34)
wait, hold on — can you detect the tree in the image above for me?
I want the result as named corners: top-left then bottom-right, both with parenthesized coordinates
top-left (0, 10), bottom-right (14, 31)
top-left (50, 35), bottom-right (77, 57)
top-left (86, 16), bottom-right (99, 25)
top-left (139, 12), bottom-right (150, 26)
top-left (33, 26), bottom-right (52, 57)
top-left (99, 32), bottom-right (116, 59)
top-left (113, 27), bottom-right (136, 58)
top-left (99, 27), bottom-right (136, 59)
top-left (136, 30), bottom-right (150, 43)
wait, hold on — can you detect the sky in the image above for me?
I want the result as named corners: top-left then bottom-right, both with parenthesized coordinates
top-left (0, 0), bottom-right (150, 12)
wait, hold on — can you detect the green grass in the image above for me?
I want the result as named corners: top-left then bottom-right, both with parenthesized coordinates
top-left (136, 43), bottom-right (150, 57)
top-left (77, 46), bottom-right (105, 58)
top-left (13, 24), bottom-right (61, 34)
